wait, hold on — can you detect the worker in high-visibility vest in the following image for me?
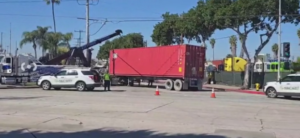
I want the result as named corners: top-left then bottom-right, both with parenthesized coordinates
top-left (104, 71), bottom-right (111, 91)
top-left (207, 72), bottom-right (212, 84)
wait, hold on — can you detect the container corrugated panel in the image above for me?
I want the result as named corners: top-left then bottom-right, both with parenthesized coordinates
top-left (184, 45), bottom-right (206, 79)
top-left (109, 45), bottom-right (206, 79)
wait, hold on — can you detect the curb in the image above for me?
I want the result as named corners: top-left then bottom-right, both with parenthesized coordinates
top-left (0, 86), bottom-right (39, 89)
top-left (203, 86), bottom-right (264, 95)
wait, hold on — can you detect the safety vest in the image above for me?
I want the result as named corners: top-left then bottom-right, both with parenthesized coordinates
top-left (104, 73), bottom-right (110, 80)
top-left (208, 73), bottom-right (212, 78)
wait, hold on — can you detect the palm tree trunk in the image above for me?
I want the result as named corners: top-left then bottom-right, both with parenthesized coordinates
top-left (51, 2), bottom-right (57, 33)
top-left (230, 46), bottom-right (234, 57)
top-left (239, 48), bottom-right (244, 58)
top-left (273, 52), bottom-right (278, 59)
top-left (34, 48), bottom-right (37, 59)
top-left (213, 48), bottom-right (214, 61)
top-left (42, 48), bottom-right (45, 57)
top-left (233, 47), bottom-right (237, 57)
top-left (33, 44), bottom-right (37, 58)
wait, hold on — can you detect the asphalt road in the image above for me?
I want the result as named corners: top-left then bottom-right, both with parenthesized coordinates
top-left (0, 86), bottom-right (299, 138)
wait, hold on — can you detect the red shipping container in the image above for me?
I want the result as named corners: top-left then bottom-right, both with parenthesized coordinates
top-left (109, 45), bottom-right (206, 79)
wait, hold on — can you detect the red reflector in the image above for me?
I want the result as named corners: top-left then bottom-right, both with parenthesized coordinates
top-left (89, 76), bottom-right (94, 80)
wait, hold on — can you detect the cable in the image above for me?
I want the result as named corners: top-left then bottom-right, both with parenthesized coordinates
top-left (0, 0), bottom-right (83, 3)
top-left (89, 19), bottom-right (108, 36)
top-left (0, 13), bottom-right (78, 19)
top-left (0, 12), bottom-right (299, 20)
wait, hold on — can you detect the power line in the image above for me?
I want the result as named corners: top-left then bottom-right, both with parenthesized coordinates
top-left (90, 19), bottom-right (108, 36)
top-left (1, 12), bottom-right (300, 20)
top-left (0, 0), bottom-right (83, 3)
top-left (0, 13), bottom-right (78, 19)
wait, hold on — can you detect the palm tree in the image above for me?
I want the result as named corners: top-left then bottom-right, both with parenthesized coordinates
top-left (36, 26), bottom-right (51, 56)
top-left (45, 32), bottom-right (64, 56)
top-left (229, 35), bottom-right (237, 57)
top-left (62, 33), bottom-right (73, 48)
top-left (210, 38), bottom-right (216, 61)
top-left (239, 35), bottom-right (245, 58)
top-left (20, 30), bottom-right (39, 58)
top-left (44, 0), bottom-right (60, 32)
top-left (272, 43), bottom-right (279, 59)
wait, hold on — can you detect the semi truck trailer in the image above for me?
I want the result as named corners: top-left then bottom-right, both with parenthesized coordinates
top-left (109, 44), bottom-right (206, 91)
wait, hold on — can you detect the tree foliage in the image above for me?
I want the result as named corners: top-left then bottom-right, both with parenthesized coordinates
top-left (97, 33), bottom-right (145, 59)
top-left (20, 26), bottom-right (73, 59)
top-left (151, 3), bottom-right (217, 46)
top-left (271, 43), bottom-right (279, 58)
top-left (151, 13), bottom-right (182, 45)
top-left (151, 0), bottom-right (300, 89)
top-left (20, 30), bottom-right (39, 58)
top-left (209, 38), bottom-right (215, 49)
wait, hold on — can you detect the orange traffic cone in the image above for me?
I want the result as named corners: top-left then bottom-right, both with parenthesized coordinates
top-left (155, 86), bottom-right (160, 96)
top-left (211, 88), bottom-right (216, 98)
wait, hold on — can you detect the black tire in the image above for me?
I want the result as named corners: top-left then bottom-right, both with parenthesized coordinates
top-left (174, 79), bottom-right (183, 91)
top-left (76, 81), bottom-right (86, 91)
top-left (165, 79), bottom-right (174, 90)
top-left (266, 87), bottom-right (278, 98)
top-left (129, 80), bottom-right (134, 86)
top-left (87, 87), bottom-right (95, 91)
top-left (284, 96), bottom-right (292, 99)
top-left (54, 87), bottom-right (61, 90)
top-left (41, 80), bottom-right (51, 90)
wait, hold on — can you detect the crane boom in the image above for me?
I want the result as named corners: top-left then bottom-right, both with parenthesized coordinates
top-left (45, 29), bottom-right (122, 67)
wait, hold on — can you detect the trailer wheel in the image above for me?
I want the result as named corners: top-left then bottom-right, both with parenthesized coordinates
top-left (165, 79), bottom-right (174, 90)
top-left (174, 79), bottom-right (183, 91)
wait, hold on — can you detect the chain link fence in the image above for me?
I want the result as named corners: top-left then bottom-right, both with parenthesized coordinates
top-left (213, 71), bottom-right (291, 88)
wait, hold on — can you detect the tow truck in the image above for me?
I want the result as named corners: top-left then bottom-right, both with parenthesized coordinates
top-left (0, 29), bottom-right (122, 85)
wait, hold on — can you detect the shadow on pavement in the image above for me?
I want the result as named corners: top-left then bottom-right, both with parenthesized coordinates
top-left (129, 85), bottom-right (212, 92)
top-left (277, 97), bottom-right (300, 101)
top-left (0, 96), bottom-right (47, 101)
top-left (56, 89), bottom-right (126, 93)
top-left (0, 128), bottom-right (226, 138)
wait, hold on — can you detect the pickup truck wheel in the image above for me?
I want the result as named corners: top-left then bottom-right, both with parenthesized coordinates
top-left (41, 81), bottom-right (51, 90)
top-left (266, 87), bottom-right (278, 98)
top-left (165, 79), bottom-right (174, 90)
top-left (174, 79), bottom-right (183, 91)
top-left (76, 81), bottom-right (86, 91)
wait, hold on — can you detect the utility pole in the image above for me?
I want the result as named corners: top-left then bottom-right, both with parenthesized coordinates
top-left (15, 41), bottom-right (17, 56)
top-left (77, 17), bottom-right (98, 57)
top-left (0, 32), bottom-right (3, 49)
top-left (76, 0), bottom-right (99, 66)
top-left (9, 23), bottom-right (11, 54)
top-left (277, 0), bottom-right (282, 81)
top-left (86, 0), bottom-right (90, 44)
top-left (74, 30), bottom-right (85, 47)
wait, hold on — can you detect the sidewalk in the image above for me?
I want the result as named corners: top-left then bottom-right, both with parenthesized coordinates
top-left (203, 84), bottom-right (265, 95)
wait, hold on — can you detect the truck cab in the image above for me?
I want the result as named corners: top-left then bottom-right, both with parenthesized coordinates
top-left (0, 55), bottom-right (13, 74)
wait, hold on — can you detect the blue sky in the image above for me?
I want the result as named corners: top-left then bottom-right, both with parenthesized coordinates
top-left (0, 0), bottom-right (299, 60)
